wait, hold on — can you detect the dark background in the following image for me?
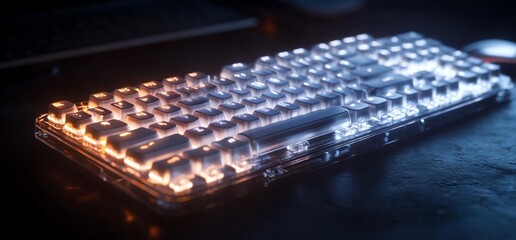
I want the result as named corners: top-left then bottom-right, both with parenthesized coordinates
top-left (3, 0), bottom-right (516, 239)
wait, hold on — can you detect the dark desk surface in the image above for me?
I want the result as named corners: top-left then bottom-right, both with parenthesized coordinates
top-left (3, 0), bottom-right (516, 239)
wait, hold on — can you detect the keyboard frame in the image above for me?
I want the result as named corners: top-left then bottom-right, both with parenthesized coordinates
top-left (35, 77), bottom-right (512, 215)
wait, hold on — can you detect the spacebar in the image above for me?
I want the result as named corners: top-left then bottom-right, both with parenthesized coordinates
top-left (238, 106), bottom-right (350, 155)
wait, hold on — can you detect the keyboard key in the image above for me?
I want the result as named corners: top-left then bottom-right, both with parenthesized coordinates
top-left (88, 92), bottom-right (114, 108)
top-left (320, 77), bottom-right (340, 91)
top-left (163, 76), bottom-right (187, 90)
top-left (183, 146), bottom-right (224, 183)
top-left (343, 102), bottom-right (370, 123)
top-left (84, 119), bottom-right (129, 147)
top-left (255, 56), bottom-right (277, 69)
top-left (87, 107), bottom-right (114, 122)
top-left (306, 68), bottom-right (326, 81)
top-left (361, 74), bottom-right (413, 95)
top-left (64, 111), bottom-right (93, 136)
top-left (48, 100), bottom-right (78, 125)
top-left (241, 96), bottom-right (267, 112)
top-left (457, 71), bottom-right (478, 84)
top-left (381, 92), bottom-right (403, 110)
top-left (253, 107), bottom-right (282, 125)
top-left (170, 114), bottom-right (200, 134)
top-left (345, 55), bottom-right (376, 67)
top-left (363, 96), bottom-right (388, 117)
top-left (149, 156), bottom-right (194, 189)
top-left (208, 120), bottom-right (238, 140)
top-left (155, 91), bottom-right (181, 105)
top-left (315, 91), bottom-right (341, 107)
top-left (134, 95), bottom-right (161, 112)
top-left (250, 68), bottom-right (276, 82)
top-left (184, 127), bottom-right (216, 148)
top-left (229, 87), bottom-right (252, 102)
top-left (231, 72), bottom-right (257, 88)
top-left (268, 64), bottom-right (292, 78)
top-left (285, 73), bottom-right (309, 87)
top-left (294, 97), bottom-right (322, 112)
top-left (126, 111), bottom-right (156, 129)
top-left (218, 101), bottom-right (247, 117)
top-left (194, 107), bottom-right (225, 125)
top-left (149, 121), bottom-right (177, 138)
top-left (105, 127), bottom-right (158, 160)
top-left (185, 71), bottom-right (209, 86)
top-left (398, 88), bottom-right (419, 106)
top-left (301, 82), bottom-right (324, 97)
top-left (211, 77), bottom-right (237, 91)
top-left (292, 48), bottom-right (310, 59)
top-left (221, 63), bottom-right (251, 79)
top-left (266, 77), bottom-right (289, 91)
top-left (247, 81), bottom-right (269, 95)
top-left (332, 86), bottom-right (355, 103)
top-left (276, 51), bottom-right (296, 66)
top-left (212, 137), bottom-right (252, 172)
top-left (261, 90), bottom-right (287, 107)
top-left (110, 101), bottom-right (136, 120)
top-left (238, 106), bottom-right (350, 155)
top-left (152, 104), bottom-right (182, 121)
top-left (114, 87), bottom-right (139, 102)
top-left (207, 91), bottom-right (233, 107)
top-left (177, 96), bottom-right (210, 114)
top-left (198, 82), bottom-right (218, 95)
top-left (231, 113), bottom-right (261, 131)
top-left (139, 81), bottom-right (164, 96)
top-left (175, 86), bottom-right (201, 98)
top-left (124, 134), bottom-right (190, 172)
top-left (274, 102), bottom-right (301, 118)
top-left (352, 64), bottom-right (392, 81)
top-left (282, 86), bottom-right (305, 102)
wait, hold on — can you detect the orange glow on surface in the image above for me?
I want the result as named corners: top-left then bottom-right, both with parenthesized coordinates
top-left (52, 102), bottom-right (65, 107)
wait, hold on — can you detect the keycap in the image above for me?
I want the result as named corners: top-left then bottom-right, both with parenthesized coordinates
top-left (218, 101), bottom-right (247, 117)
top-left (345, 55), bottom-right (376, 67)
top-left (175, 86), bottom-right (201, 98)
top-left (253, 107), bottom-right (282, 125)
top-left (88, 92), bottom-right (114, 108)
top-left (208, 120), bottom-right (238, 140)
top-left (149, 156), bottom-right (194, 188)
top-left (247, 81), bottom-right (269, 95)
top-left (139, 81), bottom-right (164, 96)
top-left (241, 96), bottom-right (267, 112)
top-left (221, 63), bottom-right (252, 79)
top-left (285, 73), bottom-right (309, 87)
top-left (352, 64), bottom-right (393, 81)
top-left (261, 90), bottom-right (287, 107)
top-left (315, 91), bottom-right (342, 107)
top-left (266, 77), bottom-right (289, 91)
top-left (268, 64), bottom-right (292, 78)
top-left (274, 102), bottom-right (301, 118)
top-left (48, 100), bottom-right (78, 124)
top-left (105, 127), bottom-right (158, 160)
top-left (155, 91), bottom-right (181, 105)
top-left (211, 77), bottom-right (237, 91)
top-left (163, 76), bottom-right (187, 90)
top-left (184, 127), bottom-right (216, 148)
top-left (343, 102), bottom-right (370, 122)
top-left (301, 82), bottom-right (324, 97)
top-left (363, 96), bottom-right (388, 117)
top-left (361, 74), bottom-right (413, 95)
top-left (84, 119), bottom-right (129, 147)
top-left (250, 68), bottom-right (276, 82)
top-left (381, 92), bottom-right (403, 110)
top-left (149, 121), bottom-right (177, 138)
top-left (170, 114), bottom-right (200, 134)
top-left (231, 113), bottom-right (261, 131)
top-left (232, 72), bottom-right (257, 87)
top-left (64, 111), bottom-right (93, 135)
top-left (134, 95), bottom-right (161, 112)
top-left (282, 86), bottom-right (305, 102)
top-left (87, 107), bottom-right (114, 122)
top-left (183, 146), bottom-right (224, 183)
top-left (185, 72), bottom-right (209, 86)
top-left (194, 108), bottom-right (225, 126)
top-left (124, 134), bottom-right (190, 172)
top-left (255, 56), bottom-right (276, 69)
top-left (229, 87), bottom-right (252, 102)
top-left (212, 137), bottom-right (252, 172)
top-left (238, 106), bottom-right (350, 155)
top-left (110, 101), bottom-right (136, 120)
top-left (207, 91), bottom-right (233, 107)
top-left (152, 104), bottom-right (182, 121)
top-left (177, 96), bottom-right (210, 114)
top-left (126, 111), bottom-right (156, 129)
top-left (276, 51), bottom-right (296, 66)
top-left (114, 87), bottom-right (139, 102)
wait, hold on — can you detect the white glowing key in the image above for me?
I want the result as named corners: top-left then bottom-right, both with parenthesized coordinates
top-left (125, 111), bottom-right (156, 129)
top-left (48, 100), bottom-right (77, 125)
top-left (149, 156), bottom-right (194, 189)
top-left (183, 146), bottom-right (224, 183)
top-left (88, 92), bottom-right (114, 108)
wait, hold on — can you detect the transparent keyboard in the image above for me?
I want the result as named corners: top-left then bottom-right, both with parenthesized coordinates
top-left (35, 32), bottom-right (513, 215)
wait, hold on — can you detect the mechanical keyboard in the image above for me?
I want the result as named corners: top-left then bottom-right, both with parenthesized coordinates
top-left (35, 32), bottom-right (513, 215)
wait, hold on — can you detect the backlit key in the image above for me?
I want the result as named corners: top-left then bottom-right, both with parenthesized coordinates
top-left (88, 92), bottom-right (114, 108)
top-left (185, 72), bottom-right (209, 86)
top-left (149, 121), bottom-right (178, 137)
top-left (194, 108), bottom-right (225, 125)
top-left (87, 107), bottom-right (114, 122)
top-left (114, 87), bottom-right (138, 102)
top-left (152, 105), bottom-right (182, 121)
top-left (126, 111), bottom-right (156, 128)
top-left (155, 91), bottom-right (181, 105)
top-left (105, 127), bottom-right (158, 160)
top-left (212, 137), bottom-right (252, 172)
top-left (134, 95), bottom-right (161, 111)
top-left (184, 127), bottom-right (216, 148)
top-left (110, 101), bottom-right (136, 120)
top-left (253, 107), bottom-right (282, 125)
top-left (208, 120), bottom-right (238, 140)
top-left (183, 146), bottom-right (224, 183)
top-left (231, 113), bottom-right (261, 131)
top-left (170, 114), bottom-right (200, 134)
top-left (163, 76), bottom-right (187, 90)
top-left (64, 111), bottom-right (93, 137)
top-left (84, 119), bottom-right (129, 148)
top-left (149, 156), bottom-right (194, 190)
top-left (48, 100), bottom-right (78, 125)
top-left (139, 81), bottom-right (164, 96)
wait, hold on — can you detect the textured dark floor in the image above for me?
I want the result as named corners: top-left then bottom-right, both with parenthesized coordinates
top-left (2, 0), bottom-right (516, 239)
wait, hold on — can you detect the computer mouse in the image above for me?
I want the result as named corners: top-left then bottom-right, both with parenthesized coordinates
top-left (463, 39), bottom-right (516, 63)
